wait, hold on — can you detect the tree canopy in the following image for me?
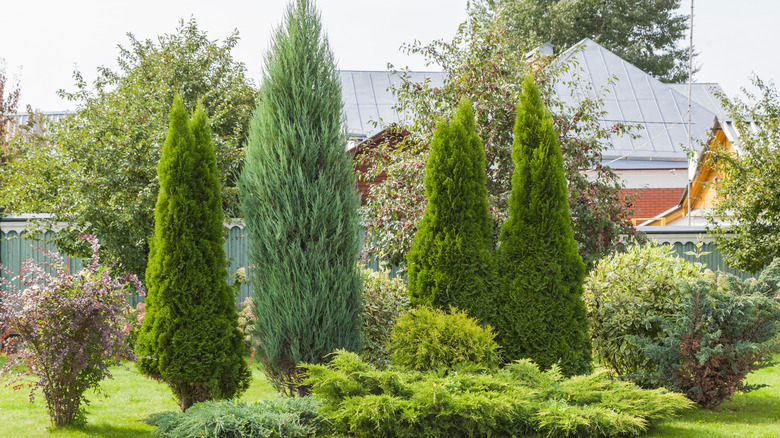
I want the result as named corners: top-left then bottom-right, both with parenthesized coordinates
top-left (239, 0), bottom-right (363, 395)
top-left (406, 99), bottom-right (497, 324)
top-left (709, 76), bottom-right (780, 273)
top-left (136, 96), bottom-right (250, 411)
top-left (485, 0), bottom-right (693, 83)
top-left (0, 19), bottom-right (256, 283)
top-left (495, 75), bottom-right (591, 376)
top-left (359, 13), bottom-right (640, 271)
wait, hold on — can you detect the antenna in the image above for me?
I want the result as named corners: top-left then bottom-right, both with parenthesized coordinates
top-left (687, 0), bottom-right (694, 226)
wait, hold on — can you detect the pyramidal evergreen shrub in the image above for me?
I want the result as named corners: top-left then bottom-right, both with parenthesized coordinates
top-left (495, 75), bottom-right (592, 376)
top-left (406, 99), bottom-right (497, 324)
top-left (238, 0), bottom-right (363, 395)
top-left (136, 96), bottom-right (251, 411)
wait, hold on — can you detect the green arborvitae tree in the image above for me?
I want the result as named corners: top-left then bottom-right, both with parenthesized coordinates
top-left (406, 99), bottom-right (496, 324)
top-left (136, 96), bottom-right (251, 411)
top-left (238, 0), bottom-right (363, 396)
top-left (495, 76), bottom-right (591, 376)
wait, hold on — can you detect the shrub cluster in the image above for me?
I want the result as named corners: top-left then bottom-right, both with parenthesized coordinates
top-left (359, 267), bottom-right (409, 368)
top-left (145, 396), bottom-right (321, 438)
top-left (304, 350), bottom-right (693, 438)
top-left (0, 236), bottom-right (140, 427)
top-left (583, 243), bottom-right (701, 377)
top-left (640, 266), bottom-right (780, 409)
top-left (389, 306), bottom-right (501, 372)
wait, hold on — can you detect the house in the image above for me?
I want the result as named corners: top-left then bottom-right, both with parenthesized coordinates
top-left (12, 49), bottom-right (728, 216)
top-left (640, 115), bottom-right (759, 227)
top-left (341, 40), bottom-right (729, 220)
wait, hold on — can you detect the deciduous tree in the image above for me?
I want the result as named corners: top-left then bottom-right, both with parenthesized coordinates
top-left (709, 76), bottom-right (780, 272)
top-left (0, 58), bottom-right (21, 163)
top-left (360, 14), bottom-right (639, 271)
top-left (0, 20), bottom-right (255, 284)
top-left (485, 0), bottom-right (693, 82)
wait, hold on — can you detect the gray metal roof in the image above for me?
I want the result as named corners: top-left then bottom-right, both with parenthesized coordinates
top-left (340, 70), bottom-right (444, 139)
top-left (556, 38), bottom-right (720, 167)
top-left (666, 83), bottom-right (728, 118)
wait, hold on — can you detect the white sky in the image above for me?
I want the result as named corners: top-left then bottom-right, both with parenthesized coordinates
top-left (1, 0), bottom-right (778, 111)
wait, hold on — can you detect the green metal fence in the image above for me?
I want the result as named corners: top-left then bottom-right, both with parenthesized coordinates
top-left (2, 218), bottom-right (759, 307)
top-left (641, 226), bottom-right (757, 280)
top-left (1, 222), bottom-right (251, 307)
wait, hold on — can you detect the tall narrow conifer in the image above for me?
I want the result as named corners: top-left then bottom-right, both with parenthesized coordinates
top-left (136, 96), bottom-right (251, 410)
top-left (406, 99), bottom-right (496, 324)
top-left (238, 0), bottom-right (362, 395)
top-left (495, 76), bottom-right (591, 376)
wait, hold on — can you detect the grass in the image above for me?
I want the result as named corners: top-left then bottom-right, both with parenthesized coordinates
top-left (0, 358), bottom-right (275, 437)
top-left (1, 355), bottom-right (778, 437)
top-left (646, 355), bottom-right (780, 438)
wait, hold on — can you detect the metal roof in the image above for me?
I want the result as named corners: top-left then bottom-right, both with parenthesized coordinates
top-left (556, 38), bottom-right (721, 167)
top-left (340, 70), bottom-right (444, 140)
top-left (666, 83), bottom-right (728, 118)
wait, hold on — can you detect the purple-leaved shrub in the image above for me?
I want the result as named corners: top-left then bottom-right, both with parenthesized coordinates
top-left (0, 235), bottom-right (141, 427)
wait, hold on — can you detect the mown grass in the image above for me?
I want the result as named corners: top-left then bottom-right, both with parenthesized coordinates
top-left (1, 355), bottom-right (778, 437)
top-left (0, 357), bottom-right (275, 437)
top-left (646, 355), bottom-right (780, 438)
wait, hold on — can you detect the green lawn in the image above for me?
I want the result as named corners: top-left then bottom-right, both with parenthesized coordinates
top-left (646, 357), bottom-right (780, 438)
top-left (0, 360), bottom-right (276, 437)
top-left (1, 356), bottom-right (778, 437)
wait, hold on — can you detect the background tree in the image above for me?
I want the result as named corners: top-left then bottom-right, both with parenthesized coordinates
top-left (709, 76), bottom-right (780, 272)
top-left (0, 19), bottom-right (256, 283)
top-left (484, 0), bottom-right (693, 82)
top-left (360, 13), bottom-right (639, 271)
top-left (406, 99), bottom-right (496, 324)
top-left (0, 59), bottom-right (21, 164)
top-left (495, 76), bottom-right (591, 376)
top-left (136, 96), bottom-right (250, 411)
top-left (239, 0), bottom-right (363, 396)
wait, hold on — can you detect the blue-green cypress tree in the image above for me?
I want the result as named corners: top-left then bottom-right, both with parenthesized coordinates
top-left (406, 99), bottom-right (496, 324)
top-left (495, 76), bottom-right (591, 376)
top-left (238, 0), bottom-right (362, 395)
top-left (136, 96), bottom-right (250, 410)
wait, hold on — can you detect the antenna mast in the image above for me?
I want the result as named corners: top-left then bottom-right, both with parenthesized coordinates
top-left (687, 0), bottom-right (694, 226)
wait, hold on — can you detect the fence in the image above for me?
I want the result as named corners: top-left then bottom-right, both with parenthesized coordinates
top-left (641, 225), bottom-right (756, 279)
top-left (0, 216), bottom-right (252, 306)
top-left (2, 217), bottom-right (758, 307)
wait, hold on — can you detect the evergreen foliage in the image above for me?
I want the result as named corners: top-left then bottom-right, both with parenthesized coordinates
top-left (304, 350), bottom-right (693, 438)
top-left (389, 306), bottom-right (501, 372)
top-left (238, 0), bottom-right (363, 395)
top-left (406, 99), bottom-right (496, 322)
top-left (640, 276), bottom-right (780, 409)
top-left (136, 96), bottom-right (250, 411)
top-left (495, 76), bottom-right (591, 376)
top-left (145, 397), bottom-right (322, 438)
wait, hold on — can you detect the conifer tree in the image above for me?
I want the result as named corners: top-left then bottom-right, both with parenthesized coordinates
top-left (238, 0), bottom-right (362, 395)
top-left (136, 96), bottom-right (251, 411)
top-left (495, 76), bottom-right (591, 376)
top-left (406, 99), bottom-right (496, 324)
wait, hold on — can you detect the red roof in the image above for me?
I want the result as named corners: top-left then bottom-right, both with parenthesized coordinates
top-left (621, 188), bottom-right (685, 219)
